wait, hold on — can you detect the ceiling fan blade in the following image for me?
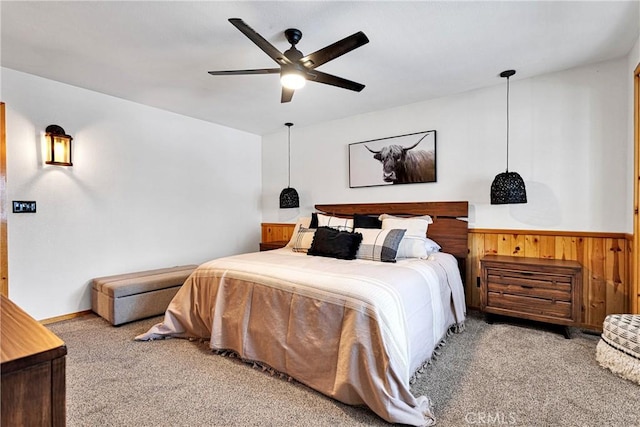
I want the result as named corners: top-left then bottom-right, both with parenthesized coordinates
top-left (308, 71), bottom-right (365, 92)
top-left (228, 18), bottom-right (292, 66)
top-left (208, 68), bottom-right (280, 76)
top-left (281, 87), bottom-right (294, 103)
top-left (300, 31), bottom-right (369, 69)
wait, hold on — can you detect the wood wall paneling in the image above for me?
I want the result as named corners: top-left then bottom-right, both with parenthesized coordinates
top-left (469, 230), bottom-right (629, 331)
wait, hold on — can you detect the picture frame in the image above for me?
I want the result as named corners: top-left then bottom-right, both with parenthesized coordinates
top-left (348, 130), bottom-right (436, 188)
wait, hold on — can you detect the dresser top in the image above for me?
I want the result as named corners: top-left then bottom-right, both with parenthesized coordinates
top-left (1, 295), bottom-right (66, 369)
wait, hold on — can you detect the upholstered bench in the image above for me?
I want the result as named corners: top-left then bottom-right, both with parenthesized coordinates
top-left (596, 314), bottom-right (640, 385)
top-left (91, 265), bottom-right (197, 326)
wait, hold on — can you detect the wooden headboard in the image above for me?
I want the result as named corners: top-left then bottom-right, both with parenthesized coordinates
top-left (315, 201), bottom-right (469, 277)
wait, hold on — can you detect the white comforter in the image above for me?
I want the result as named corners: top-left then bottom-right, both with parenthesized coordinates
top-left (137, 249), bottom-right (466, 426)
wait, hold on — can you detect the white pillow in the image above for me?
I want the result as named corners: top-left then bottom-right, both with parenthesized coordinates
top-left (424, 237), bottom-right (442, 254)
top-left (316, 213), bottom-right (354, 232)
top-left (379, 214), bottom-right (433, 237)
top-left (396, 236), bottom-right (429, 259)
top-left (286, 217), bottom-right (312, 247)
top-left (290, 227), bottom-right (316, 253)
top-left (395, 236), bottom-right (442, 259)
top-left (379, 214), bottom-right (434, 259)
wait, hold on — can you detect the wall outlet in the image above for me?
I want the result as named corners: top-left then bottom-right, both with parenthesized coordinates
top-left (13, 201), bottom-right (36, 213)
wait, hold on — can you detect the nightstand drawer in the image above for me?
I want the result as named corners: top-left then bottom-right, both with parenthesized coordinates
top-left (485, 270), bottom-right (572, 301)
top-left (487, 292), bottom-right (572, 319)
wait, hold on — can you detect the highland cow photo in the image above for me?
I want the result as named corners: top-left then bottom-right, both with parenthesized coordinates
top-left (349, 130), bottom-right (436, 188)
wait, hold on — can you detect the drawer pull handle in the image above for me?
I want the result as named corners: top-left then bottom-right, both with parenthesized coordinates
top-left (521, 285), bottom-right (533, 289)
top-left (520, 272), bottom-right (534, 276)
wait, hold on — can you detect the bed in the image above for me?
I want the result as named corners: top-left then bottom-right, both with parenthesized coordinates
top-left (136, 201), bottom-right (468, 426)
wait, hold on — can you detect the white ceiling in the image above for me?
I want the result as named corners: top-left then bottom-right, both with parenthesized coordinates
top-left (1, 1), bottom-right (638, 136)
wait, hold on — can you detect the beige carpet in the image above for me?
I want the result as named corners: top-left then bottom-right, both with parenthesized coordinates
top-left (48, 311), bottom-right (640, 426)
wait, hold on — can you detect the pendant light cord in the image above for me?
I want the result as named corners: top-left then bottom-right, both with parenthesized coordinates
top-left (288, 126), bottom-right (291, 187)
top-left (505, 75), bottom-right (510, 173)
top-left (286, 123), bottom-right (293, 188)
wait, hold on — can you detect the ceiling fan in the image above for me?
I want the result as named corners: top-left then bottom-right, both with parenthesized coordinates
top-left (208, 18), bottom-right (369, 103)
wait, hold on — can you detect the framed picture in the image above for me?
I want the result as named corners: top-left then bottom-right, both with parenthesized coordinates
top-left (348, 130), bottom-right (436, 188)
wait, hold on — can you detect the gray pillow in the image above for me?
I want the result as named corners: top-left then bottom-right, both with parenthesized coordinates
top-left (355, 228), bottom-right (406, 263)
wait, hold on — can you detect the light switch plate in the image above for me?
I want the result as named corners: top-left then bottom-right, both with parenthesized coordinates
top-left (12, 201), bottom-right (36, 213)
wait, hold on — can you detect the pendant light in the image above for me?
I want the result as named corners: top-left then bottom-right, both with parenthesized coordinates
top-left (490, 70), bottom-right (527, 204)
top-left (279, 122), bottom-right (300, 208)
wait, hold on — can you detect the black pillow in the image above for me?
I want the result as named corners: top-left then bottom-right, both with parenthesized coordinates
top-left (307, 226), bottom-right (363, 260)
top-left (309, 212), bottom-right (318, 228)
top-left (353, 213), bottom-right (382, 229)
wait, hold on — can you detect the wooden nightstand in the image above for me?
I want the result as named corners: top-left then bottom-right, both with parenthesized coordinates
top-left (259, 240), bottom-right (289, 251)
top-left (480, 255), bottom-right (582, 338)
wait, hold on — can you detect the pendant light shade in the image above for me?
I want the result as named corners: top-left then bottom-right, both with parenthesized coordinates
top-left (490, 70), bottom-right (527, 205)
top-left (279, 123), bottom-right (300, 208)
top-left (491, 171), bottom-right (527, 204)
top-left (279, 187), bottom-right (299, 208)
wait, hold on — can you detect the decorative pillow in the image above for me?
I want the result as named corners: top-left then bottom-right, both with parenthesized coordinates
top-left (309, 212), bottom-right (319, 228)
top-left (379, 214), bottom-right (433, 237)
top-left (353, 213), bottom-right (382, 229)
top-left (285, 217), bottom-right (312, 248)
top-left (424, 237), bottom-right (442, 254)
top-left (290, 227), bottom-right (316, 253)
top-left (396, 236), bottom-right (429, 259)
top-left (307, 227), bottom-right (362, 260)
top-left (395, 237), bottom-right (442, 259)
top-left (379, 214), bottom-right (434, 259)
top-left (316, 213), bottom-right (354, 232)
top-left (355, 228), bottom-right (406, 262)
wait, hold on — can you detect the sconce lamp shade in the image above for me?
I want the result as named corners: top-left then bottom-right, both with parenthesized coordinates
top-left (279, 187), bottom-right (300, 208)
top-left (45, 124), bottom-right (73, 166)
top-left (490, 171), bottom-right (527, 204)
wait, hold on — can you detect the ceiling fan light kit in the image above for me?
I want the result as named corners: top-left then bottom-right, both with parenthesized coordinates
top-left (208, 18), bottom-right (369, 103)
top-left (280, 67), bottom-right (306, 90)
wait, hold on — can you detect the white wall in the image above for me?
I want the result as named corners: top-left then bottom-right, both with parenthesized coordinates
top-left (262, 58), bottom-right (629, 233)
top-left (3, 68), bottom-right (262, 320)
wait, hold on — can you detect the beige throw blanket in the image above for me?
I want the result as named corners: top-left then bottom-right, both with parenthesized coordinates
top-left (136, 249), bottom-right (466, 426)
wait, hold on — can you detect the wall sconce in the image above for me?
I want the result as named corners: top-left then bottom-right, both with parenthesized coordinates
top-left (45, 124), bottom-right (73, 166)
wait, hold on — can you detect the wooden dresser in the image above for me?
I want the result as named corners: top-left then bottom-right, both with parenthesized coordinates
top-left (1, 295), bottom-right (67, 426)
top-left (480, 255), bottom-right (582, 337)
